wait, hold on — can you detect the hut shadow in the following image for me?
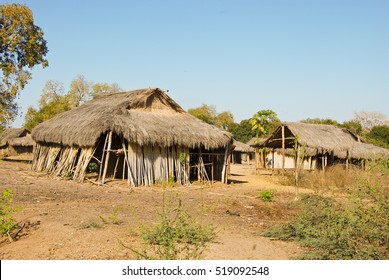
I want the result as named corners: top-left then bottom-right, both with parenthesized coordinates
top-left (228, 178), bottom-right (249, 184)
top-left (1, 157), bottom-right (32, 164)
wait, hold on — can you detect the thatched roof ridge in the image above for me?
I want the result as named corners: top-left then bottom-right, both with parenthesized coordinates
top-left (0, 128), bottom-right (30, 147)
top-left (32, 88), bottom-right (232, 149)
top-left (259, 122), bottom-right (389, 159)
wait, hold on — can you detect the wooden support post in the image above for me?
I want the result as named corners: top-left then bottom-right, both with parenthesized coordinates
top-left (211, 161), bottom-right (214, 185)
top-left (221, 142), bottom-right (230, 184)
top-left (122, 141), bottom-right (135, 186)
top-left (271, 148), bottom-right (275, 176)
top-left (113, 156), bottom-right (120, 179)
top-left (186, 152), bottom-right (190, 184)
top-left (98, 133), bottom-right (109, 183)
top-left (282, 124), bottom-right (285, 173)
top-left (101, 131), bottom-right (113, 184)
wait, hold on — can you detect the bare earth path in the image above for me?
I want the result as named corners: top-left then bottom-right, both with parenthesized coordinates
top-left (0, 158), bottom-right (303, 260)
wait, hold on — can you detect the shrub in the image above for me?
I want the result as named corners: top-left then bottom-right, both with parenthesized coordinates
top-left (263, 190), bottom-right (389, 260)
top-left (130, 201), bottom-right (216, 260)
top-left (0, 189), bottom-right (20, 238)
top-left (87, 162), bottom-right (98, 173)
top-left (259, 190), bottom-right (275, 202)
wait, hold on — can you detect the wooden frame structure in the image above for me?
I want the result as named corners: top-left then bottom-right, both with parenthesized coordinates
top-left (31, 88), bottom-right (232, 186)
top-left (251, 122), bottom-right (389, 174)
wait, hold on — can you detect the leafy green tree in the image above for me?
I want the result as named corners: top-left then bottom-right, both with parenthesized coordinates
top-left (229, 119), bottom-right (256, 143)
top-left (188, 104), bottom-right (217, 125)
top-left (91, 82), bottom-right (121, 95)
top-left (24, 80), bottom-right (72, 130)
top-left (249, 109), bottom-right (280, 137)
top-left (214, 111), bottom-right (234, 130)
top-left (67, 75), bottom-right (91, 108)
top-left (24, 77), bottom-right (122, 130)
top-left (342, 120), bottom-right (363, 136)
top-left (188, 104), bottom-right (236, 131)
top-left (39, 80), bottom-right (64, 107)
top-left (366, 125), bottom-right (389, 148)
top-left (0, 4), bottom-right (48, 126)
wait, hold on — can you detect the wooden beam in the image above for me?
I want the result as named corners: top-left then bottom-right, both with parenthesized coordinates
top-left (101, 131), bottom-right (113, 184)
top-left (282, 124), bottom-right (285, 173)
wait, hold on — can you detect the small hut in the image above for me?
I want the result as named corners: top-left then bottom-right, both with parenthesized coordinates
top-left (231, 140), bottom-right (255, 164)
top-left (31, 88), bottom-right (233, 186)
top-left (0, 128), bottom-right (33, 155)
top-left (251, 122), bottom-right (389, 172)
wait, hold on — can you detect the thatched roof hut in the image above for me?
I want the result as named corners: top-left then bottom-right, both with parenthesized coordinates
top-left (232, 140), bottom-right (255, 153)
top-left (32, 88), bottom-right (233, 186)
top-left (0, 128), bottom-right (33, 154)
top-left (231, 140), bottom-right (255, 164)
top-left (252, 122), bottom-right (389, 160)
top-left (0, 128), bottom-right (31, 147)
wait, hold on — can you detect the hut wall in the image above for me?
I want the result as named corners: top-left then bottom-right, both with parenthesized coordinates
top-left (32, 138), bottom-right (229, 186)
top-left (126, 142), bottom-right (190, 186)
top-left (265, 151), bottom-right (316, 170)
top-left (189, 147), bottom-right (226, 182)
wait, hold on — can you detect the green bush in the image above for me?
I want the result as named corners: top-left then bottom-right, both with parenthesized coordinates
top-left (131, 201), bottom-right (216, 260)
top-left (259, 190), bottom-right (275, 202)
top-left (0, 189), bottom-right (20, 237)
top-left (263, 189), bottom-right (389, 259)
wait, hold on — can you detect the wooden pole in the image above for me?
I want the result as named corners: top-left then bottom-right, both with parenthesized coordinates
top-left (282, 124), bottom-right (285, 173)
top-left (122, 141), bottom-right (135, 186)
top-left (221, 142), bottom-right (230, 184)
top-left (98, 134), bottom-right (109, 183)
top-left (211, 161), bottom-right (214, 185)
top-left (113, 156), bottom-right (120, 179)
top-left (101, 131), bottom-right (113, 184)
top-left (186, 152), bottom-right (190, 184)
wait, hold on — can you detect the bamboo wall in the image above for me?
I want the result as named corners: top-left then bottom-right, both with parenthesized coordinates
top-left (32, 135), bottom-right (230, 186)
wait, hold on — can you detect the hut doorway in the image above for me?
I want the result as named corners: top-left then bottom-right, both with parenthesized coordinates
top-left (189, 147), bottom-right (227, 183)
top-left (91, 132), bottom-right (126, 183)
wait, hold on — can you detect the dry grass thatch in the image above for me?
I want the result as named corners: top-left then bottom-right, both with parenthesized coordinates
top-left (232, 140), bottom-right (255, 152)
top-left (0, 128), bottom-right (31, 147)
top-left (7, 134), bottom-right (34, 147)
top-left (32, 88), bottom-right (232, 149)
top-left (257, 122), bottom-right (389, 160)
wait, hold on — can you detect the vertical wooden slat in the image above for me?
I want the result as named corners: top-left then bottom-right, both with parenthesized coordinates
top-left (101, 131), bottom-right (113, 184)
top-left (282, 124), bottom-right (285, 173)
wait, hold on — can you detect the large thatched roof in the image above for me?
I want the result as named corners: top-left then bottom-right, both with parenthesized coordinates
top-left (256, 122), bottom-right (389, 159)
top-left (32, 88), bottom-right (232, 149)
top-left (0, 128), bottom-right (31, 147)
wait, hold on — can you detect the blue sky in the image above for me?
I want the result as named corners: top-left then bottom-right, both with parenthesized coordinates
top-left (10, 0), bottom-right (389, 127)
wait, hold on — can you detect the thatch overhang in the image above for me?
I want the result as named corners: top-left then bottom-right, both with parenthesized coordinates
top-left (0, 128), bottom-right (31, 147)
top-left (32, 88), bottom-right (232, 150)
top-left (232, 140), bottom-right (255, 153)
top-left (8, 134), bottom-right (34, 147)
top-left (247, 137), bottom-right (266, 147)
top-left (259, 122), bottom-right (389, 160)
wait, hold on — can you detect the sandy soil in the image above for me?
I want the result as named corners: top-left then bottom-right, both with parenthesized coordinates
top-left (0, 157), bottom-right (305, 260)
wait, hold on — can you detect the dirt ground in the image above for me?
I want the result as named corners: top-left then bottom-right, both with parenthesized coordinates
top-left (0, 156), bottom-right (307, 260)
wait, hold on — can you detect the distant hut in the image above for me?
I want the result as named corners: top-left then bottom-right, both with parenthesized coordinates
top-left (251, 122), bottom-right (389, 172)
top-left (0, 128), bottom-right (33, 155)
top-left (231, 140), bottom-right (255, 164)
top-left (31, 88), bottom-right (233, 186)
